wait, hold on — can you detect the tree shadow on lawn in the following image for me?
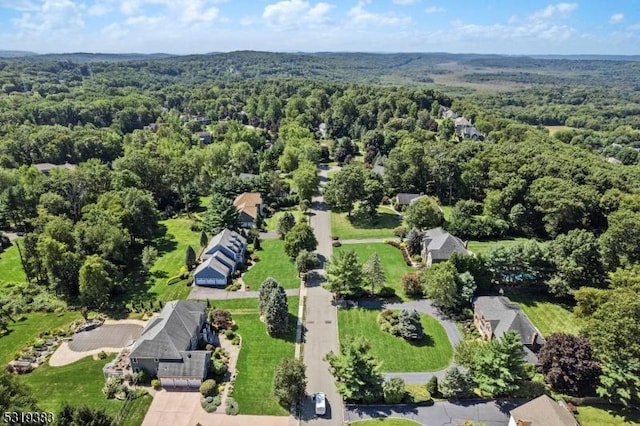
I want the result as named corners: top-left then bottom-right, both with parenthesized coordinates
top-left (407, 334), bottom-right (435, 348)
top-left (347, 211), bottom-right (400, 230)
top-left (153, 234), bottom-right (178, 257)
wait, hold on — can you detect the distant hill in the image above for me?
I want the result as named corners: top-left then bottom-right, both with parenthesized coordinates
top-left (0, 50), bottom-right (37, 58)
top-left (29, 52), bottom-right (176, 62)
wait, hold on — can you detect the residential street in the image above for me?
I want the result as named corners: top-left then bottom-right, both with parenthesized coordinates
top-left (344, 400), bottom-right (520, 426)
top-left (300, 165), bottom-right (343, 425)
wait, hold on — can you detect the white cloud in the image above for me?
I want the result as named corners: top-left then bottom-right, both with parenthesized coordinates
top-left (610, 13), bottom-right (624, 24)
top-left (424, 5), bottom-right (444, 14)
top-left (348, 1), bottom-right (411, 26)
top-left (13, 0), bottom-right (84, 34)
top-left (529, 3), bottom-right (577, 21)
top-left (392, 0), bottom-right (419, 5)
top-left (180, 0), bottom-right (219, 24)
top-left (0, 0), bottom-right (38, 11)
top-left (263, 0), bottom-right (333, 29)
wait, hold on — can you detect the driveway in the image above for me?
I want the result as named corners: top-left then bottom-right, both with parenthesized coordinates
top-left (143, 390), bottom-right (289, 426)
top-left (345, 400), bottom-right (519, 426)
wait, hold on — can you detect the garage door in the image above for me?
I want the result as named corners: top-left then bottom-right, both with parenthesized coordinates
top-left (173, 379), bottom-right (188, 387)
top-left (159, 378), bottom-right (174, 387)
top-left (196, 278), bottom-right (226, 286)
top-left (187, 379), bottom-right (201, 387)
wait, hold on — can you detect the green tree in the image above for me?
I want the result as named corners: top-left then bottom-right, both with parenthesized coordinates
top-left (323, 164), bottom-right (365, 216)
top-left (273, 358), bottom-right (307, 406)
top-left (325, 250), bottom-right (364, 298)
top-left (56, 403), bottom-right (115, 426)
top-left (283, 222), bottom-right (317, 259)
top-left (203, 192), bottom-right (240, 234)
top-left (200, 230), bottom-right (209, 248)
top-left (258, 277), bottom-right (279, 316)
top-left (295, 250), bottom-right (318, 275)
top-left (292, 161), bottom-right (319, 202)
top-left (141, 245), bottom-right (158, 272)
top-left (423, 262), bottom-right (458, 312)
top-left (404, 196), bottom-right (444, 230)
top-left (264, 284), bottom-right (289, 337)
top-left (382, 378), bottom-right (406, 404)
top-left (0, 369), bottom-right (38, 415)
top-left (600, 210), bottom-right (640, 269)
top-left (325, 336), bottom-right (384, 403)
top-left (185, 245), bottom-right (197, 270)
top-left (471, 331), bottom-right (526, 397)
top-left (79, 255), bottom-right (116, 309)
top-left (439, 366), bottom-right (474, 399)
top-left (597, 358), bottom-right (640, 408)
top-left (276, 211), bottom-right (296, 239)
top-left (362, 252), bottom-right (385, 296)
top-left (397, 309), bottom-right (424, 341)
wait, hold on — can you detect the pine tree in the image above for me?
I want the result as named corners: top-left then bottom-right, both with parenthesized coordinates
top-left (439, 366), bottom-right (474, 399)
top-left (363, 252), bottom-right (385, 296)
top-left (325, 250), bottom-right (364, 298)
top-left (203, 192), bottom-right (240, 234)
top-left (258, 277), bottom-right (280, 316)
top-left (200, 230), bottom-right (208, 248)
top-left (265, 285), bottom-right (289, 336)
top-left (397, 309), bottom-right (424, 341)
top-left (185, 245), bottom-right (197, 270)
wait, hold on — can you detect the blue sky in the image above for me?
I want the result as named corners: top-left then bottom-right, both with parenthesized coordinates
top-left (0, 0), bottom-right (639, 55)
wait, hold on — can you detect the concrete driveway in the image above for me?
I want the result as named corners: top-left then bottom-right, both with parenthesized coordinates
top-left (143, 390), bottom-right (289, 426)
top-left (345, 400), bottom-right (519, 426)
top-left (68, 323), bottom-right (142, 351)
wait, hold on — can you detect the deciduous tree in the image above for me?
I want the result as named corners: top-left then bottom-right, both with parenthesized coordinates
top-left (273, 358), bottom-right (307, 406)
top-left (325, 250), bottom-right (364, 298)
top-left (404, 196), bottom-right (444, 230)
top-left (283, 222), bottom-right (317, 259)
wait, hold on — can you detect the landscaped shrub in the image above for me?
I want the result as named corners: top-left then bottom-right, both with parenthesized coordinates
top-left (201, 395), bottom-right (222, 412)
top-left (397, 309), bottom-right (424, 341)
top-left (211, 358), bottom-right (227, 378)
top-left (225, 397), bottom-right (240, 415)
top-left (377, 309), bottom-right (400, 336)
top-left (209, 309), bottom-right (233, 331)
top-left (403, 384), bottom-right (432, 405)
top-left (97, 350), bottom-right (108, 360)
top-left (199, 379), bottom-right (217, 397)
top-left (332, 240), bottom-right (342, 247)
top-left (439, 366), bottom-right (474, 399)
top-left (401, 272), bottom-right (424, 297)
top-left (411, 254), bottom-right (423, 263)
top-left (231, 336), bottom-right (240, 345)
top-left (377, 286), bottom-right (396, 298)
top-left (426, 376), bottom-right (439, 397)
top-left (393, 226), bottom-right (408, 240)
top-left (151, 379), bottom-right (161, 390)
top-left (103, 376), bottom-right (127, 399)
top-left (383, 378), bottom-right (406, 404)
top-left (224, 329), bottom-right (235, 339)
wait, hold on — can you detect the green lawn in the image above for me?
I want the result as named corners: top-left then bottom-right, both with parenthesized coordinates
top-left (336, 243), bottom-right (413, 299)
top-left (441, 205), bottom-right (453, 222)
top-left (146, 218), bottom-right (200, 301)
top-left (243, 239), bottom-right (300, 289)
top-left (19, 355), bottom-right (151, 425)
top-left (265, 207), bottom-right (304, 232)
top-left (213, 297), bottom-right (299, 416)
top-left (349, 419), bottom-right (421, 426)
top-left (507, 292), bottom-right (580, 337)
top-left (0, 311), bottom-right (82, 365)
top-left (338, 308), bottom-right (453, 372)
top-left (467, 237), bottom-right (533, 256)
top-left (331, 208), bottom-right (402, 240)
top-left (576, 405), bottom-right (640, 426)
top-left (0, 240), bottom-right (27, 285)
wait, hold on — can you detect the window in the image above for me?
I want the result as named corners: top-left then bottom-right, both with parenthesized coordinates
top-left (132, 358), bottom-right (138, 363)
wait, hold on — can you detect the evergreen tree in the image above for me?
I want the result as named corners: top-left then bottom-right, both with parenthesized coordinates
top-left (397, 309), bottom-right (424, 341)
top-left (276, 211), bottom-right (296, 239)
top-left (471, 331), bottom-right (526, 397)
top-left (200, 230), bottom-right (208, 248)
top-left (258, 277), bottom-right (279, 315)
top-left (363, 252), bottom-right (385, 296)
top-left (203, 192), bottom-right (240, 234)
top-left (185, 245), bottom-right (196, 270)
top-left (325, 249), bottom-right (364, 298)
top-left (439, 366), bottom-right (474, 399)
top-left (265, 285), bottom-right (289, 336)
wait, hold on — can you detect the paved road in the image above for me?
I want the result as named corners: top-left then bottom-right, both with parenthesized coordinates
top-left (300, 164), bottom-right (343, 426)
top-left (188, 286), bottom-right (299, 300)
top-left (345, 400), bottom-right (519, 426)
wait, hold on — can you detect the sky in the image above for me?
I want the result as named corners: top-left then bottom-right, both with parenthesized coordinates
top-left (0, 0), bottom-right (639, 55)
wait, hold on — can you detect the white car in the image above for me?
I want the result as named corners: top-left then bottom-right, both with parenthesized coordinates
top-left (314, 392), bottom-right (326, 416)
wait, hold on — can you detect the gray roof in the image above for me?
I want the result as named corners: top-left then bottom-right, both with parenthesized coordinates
top-left (194, 253), bottom-right (231, 279)
top-left (422, 227), bottom-right (469, 260)
top-left (372, 165), bottom-right (384, 176)
top-left (239, 173), bottom-right (259, 180)
top-left (510, 395), bottom-right (578, 426)
top-left (474, 295), bottom-right (545, 363)
top-left (34, 162), bottom-right (77, 173)
top-left (157, 351), bottom-right (211, 379)
top-left (461, 126), bottom-right (485, 139)
top-left (454, 117), bottom-right (472, 127)
top-left (203, 228), bottom-right (246, 258)
top-left (130, 300), bottom-right (206, 360)
top-left (396, 193), bottom-right (421, 205)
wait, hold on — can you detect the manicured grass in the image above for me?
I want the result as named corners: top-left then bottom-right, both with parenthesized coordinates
top-left (214, 297), bottom-right (299, 416)
top-left (331, 208), bottom-right (402, 240)
top-left (336, 243), bottom-right (413, 299)
top-left (338, 308), bottom-right (453, 372)
top-left (120, 394), bottom-right (154, 426)
top-left (0, 240), bottom-right (27, 284)
top-left (507, 292), bottom-right (581, 337)
top-left (0, 311), bottom-right (82, 365)
top-left (467, 237), bottom-right (533, 256)
top-left (243, 239), bottom-right (300, 289)
top-left (441, 205), bottom-right (453, 222)
top-left (147, 218), bottom-right (200, 301)
top-left (265, 207), bottom-right (304, 232)
top-left (349, 419), bottom-right (422, 426)
top-left (576, 405), bottom-right (640, 426)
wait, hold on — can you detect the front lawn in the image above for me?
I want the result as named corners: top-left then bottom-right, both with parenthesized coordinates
top-left (264, 207), bottom-right (304, 232)
top-left (335, 243), bottom-right (413, 299)
top-left (19, 355), bottom-right (151, 425)
top-left (576, 405), bottom-right (640, 426)
top-left (507, 292), bottom-right (580, 337)
top-left (147, 218), bottom-right (200, 301)
top-left (0, 311), bottom-right (82, 365)
top-left (331, 208), bottom-right (401, 240)
top-left (338, 308), bottom-right (452, 372)
top-left (467, 237), bottom-right (533, 256)
top-left (243, 239), bottom-right (300, 289)
top-left (213, 297), bottom-right (299, 416)
top-left (0, 240), bottom-right (27, 285)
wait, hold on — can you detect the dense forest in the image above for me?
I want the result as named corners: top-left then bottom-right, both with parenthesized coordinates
top-left (1, 51), bottom-right (640, 409)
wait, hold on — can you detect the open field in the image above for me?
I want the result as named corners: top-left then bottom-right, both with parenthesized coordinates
top-left (507, 292), bottom-right (580, 337)
top-left (467, 237), bottom-right (533, 256)
top-left (214, 297), bottom-right (299, 416)
top-left (576, 405), bottom-right (640, 426)
top-left (19, 355), bottom-right (152, 425)
top-left (147, 217), bottom-right (200, 301)
top-left (338, 308), bottom-right (452, 372)
top-left (243, 239), bottom-right (300, 290)
top-left (0, 240), bottom-right (27, 285)
top-left (331, 208), bottom-right (402, 240)
top-left (0, 311), bottom-right (82, 365)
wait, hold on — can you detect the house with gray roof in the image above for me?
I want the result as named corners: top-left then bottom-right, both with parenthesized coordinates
top-left (129, 300), bottom-right (212, 388)
top-left (195, 229), bottom-right (247, 287)
top-left (395, 193), bottom-right (421, 209)
top-left (509, 395), bottom-right (578, 426)
top-left (34, 162), bottom-right (77, 174)
top-left (421, 227), bottom-right (469, 266)
top-left (473, 295), bottom-right (545, 364)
